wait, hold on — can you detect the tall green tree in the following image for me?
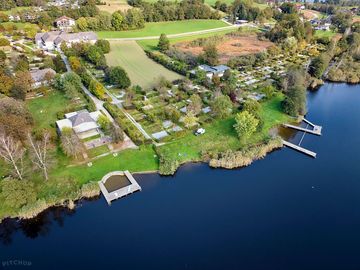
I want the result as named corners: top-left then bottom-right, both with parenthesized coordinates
top-left (157, 33), bottom-right (170, 52)
top-left (233, 110), bottom-right (259, 142)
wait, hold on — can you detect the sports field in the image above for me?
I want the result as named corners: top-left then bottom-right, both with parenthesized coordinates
top-left (105, 41), bottom-right (183, 89)
top-left (97, 20), bottom-right (229, 39)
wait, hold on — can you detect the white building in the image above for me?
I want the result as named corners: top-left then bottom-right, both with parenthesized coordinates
top-left (56, 110), bottom-right (103, 139)
top-left (35, 31), bottom-right (97, 51)
top-left (55, 16), bottom-right (75, 31)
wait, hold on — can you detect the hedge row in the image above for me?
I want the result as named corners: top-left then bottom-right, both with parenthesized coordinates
top-left (104, 102), bottom-right (152, 145)
top-left (145, 50), bottom-right (188, 76)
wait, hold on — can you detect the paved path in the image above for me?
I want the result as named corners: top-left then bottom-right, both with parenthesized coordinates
top-left (104, 25), bottom-right (239, 41)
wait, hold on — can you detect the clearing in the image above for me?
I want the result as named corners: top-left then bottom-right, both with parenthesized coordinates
top-left (105, 40), bottom-right (183, 88)
top-left (175, 32), bottom-right (273, 64)
top-left (300, 9), bottom-right (321, 20)
top-left (97, 20), bottom-right (229, 39)
top-left (97, 0), bottom-right (132, 13)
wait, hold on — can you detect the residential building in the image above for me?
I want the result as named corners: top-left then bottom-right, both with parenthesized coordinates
top-left (56, 110), bottom-right (103, 139)
top-left (35, 31), bottom-right (97, 50)
top-left (55, 16), bottom-right (75, 30)
top-left (191, 64), bottom-right (230, 79)
top-left (30, 68), bottom-right (56, 88)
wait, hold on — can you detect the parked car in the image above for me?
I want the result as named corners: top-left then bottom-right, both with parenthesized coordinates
top-left (195, 128), bottom-right (205, 136)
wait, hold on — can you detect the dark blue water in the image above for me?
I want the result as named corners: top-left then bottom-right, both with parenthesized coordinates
top-left (2, 83), bottom-right (360, 270)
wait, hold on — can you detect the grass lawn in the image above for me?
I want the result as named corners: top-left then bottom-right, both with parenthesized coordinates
top-left (97, 20), bottom-right (229, 39)
top-left (87, 145), bottom-right (110, 158)
top-left (137, 28), bottom-right (237, 51)
top-left (82, 134), bottom-right (101, 142)
top-left (315, 30), bottom-right (337, 39)
top-left (0, 21), bottom-right (39, 30)
top-left (106, 40), bottom-right (183, 88)
top-left (26, 91), bottom-right (69, 130)
top-left (57, 145), bottom-right (158, 185)
top-left (1, 6), bottom-right (31, 15)
top-left (157, 94), bottom-right (289, 164)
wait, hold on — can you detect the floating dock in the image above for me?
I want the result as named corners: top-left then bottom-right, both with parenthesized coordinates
top-left (282, 140), bottom-right (317, 158)
top-left (99, 171), bottom-right (141, 205)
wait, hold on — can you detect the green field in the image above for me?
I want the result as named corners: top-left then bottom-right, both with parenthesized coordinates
top-left (137, 28), bottom-right (237, 51)
top-left (106, 40), bottom-right (183, 88)
top-left (0, 21), bottom-right (39, 30)
top-left (97, 20), bottom-right (229, 39)
top-left (315, 30), bottom-right (337, 39)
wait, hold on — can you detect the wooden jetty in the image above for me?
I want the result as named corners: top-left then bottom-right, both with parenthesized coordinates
top-left (283, 123), bottom-right (322, 136)
top-left (283, 117), bottom-right (322, 136)
top-left (98, 171), bottom-right (141, 205)
top-left (282, 140), bottom-right (317, 158)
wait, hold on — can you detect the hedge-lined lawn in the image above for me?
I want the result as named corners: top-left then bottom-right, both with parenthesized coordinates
top-left (97, 20), bottom-right (229, 39)
top-left (56, 145), bottom-right (159, 185)
top-left (106, 40), bottom-right (183, 88)
top-left (0, 22), bottom-right (39, 30)
top-left (156, 94), bottom-right (289, 164)
top-left (137, 28), bottom-right (237, 51)
top-left (26, 91), bottom-right (69, 130)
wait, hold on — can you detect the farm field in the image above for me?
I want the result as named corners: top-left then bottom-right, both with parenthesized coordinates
top-left (105, 41), bottom-right (183, 88)
top-left (175, 32), bottom-right (273, 64)
top-left (137, 28), bottom-right (237, 51)
top-left (97, 20), bottom-right (229, 39)
top-left (97, 0), bottom-right (131, 13)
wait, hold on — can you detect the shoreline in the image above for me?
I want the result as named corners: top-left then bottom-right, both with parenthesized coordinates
top-left (0, 138), bottom-right (283, 223)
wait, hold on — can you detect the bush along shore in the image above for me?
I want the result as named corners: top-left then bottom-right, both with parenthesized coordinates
top-left (208, 137), bottom-right (283, 169)
top-left (1, 182), bottom-right (100, 222)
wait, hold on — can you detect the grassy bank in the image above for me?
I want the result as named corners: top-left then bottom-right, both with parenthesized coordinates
top-left (105, 40), bottom-right (183, 88)
top-left (97, 20), bottom-right (228, 39)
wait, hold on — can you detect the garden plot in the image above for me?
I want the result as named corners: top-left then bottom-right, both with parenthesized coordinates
top-left (175, 34), bottom-right (274, 64)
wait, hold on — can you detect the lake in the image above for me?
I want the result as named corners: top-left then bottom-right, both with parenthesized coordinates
top-left (1, 83), bottom-right (360, 270)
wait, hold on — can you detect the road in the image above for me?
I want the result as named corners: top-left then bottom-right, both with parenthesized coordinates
top-left (103, 25), bottom-right (239, 41)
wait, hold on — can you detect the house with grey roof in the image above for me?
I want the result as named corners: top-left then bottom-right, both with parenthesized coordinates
top-left (56, 110), bottom-right (103, 139)
top-left (191, 64), bottom-right (230, 80)
top-left (35, 31), bottom-right (97, 51)
top-left (30, 68), bottom-right (56, 88)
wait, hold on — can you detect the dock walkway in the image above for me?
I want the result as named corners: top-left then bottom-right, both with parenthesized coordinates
top-left (283, 123), bottom-right (322, 136)
top-left (282, 140), bottom-right (317, 158)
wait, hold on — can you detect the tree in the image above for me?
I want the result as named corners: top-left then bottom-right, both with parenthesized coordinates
top-left (1, 179), bottom-right (36, 209)
top-left (76, 17), bottom-right (89, 31)
top-left (106, 66), bottom-right (131, 89)
top-left (183, 111), bottom-right (198, 129)
top-left (95, 39), bottom-right (110, 54)
top-left (89, 79), bottom-right (106, 99)
top-left (309, 53), bottom-right (330, 78)
top-left (11, 71), bottom-right (33, 100)
top-left (282, 85), bottom-right (306, 116)
top-left (0, 97), bottom-right (33, 142)
top-left (60, 127), bottom-right (84, 159)
top-left (28, 132), bottom-right (52, 181)
top-left (111, 11), bottom-right (124, 30)
top-left (158, 33), bottom-right (170, 52)
top-left (211, 95), bottom-right (233, 119)
top-left (97, 114), bottom-right (111, 131)
top-left (202, 43), bottom-right (219, 66)
top-left (68, 56), bottom-right (82, 72)
top-left (0, 132), bottom-right (26, 180)
top-left (109, 123), bottom-right (124, 143)
top-left (233, 110), bottom-right (259, 142)
top-left (187, 94), bottom-right (202, 115)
